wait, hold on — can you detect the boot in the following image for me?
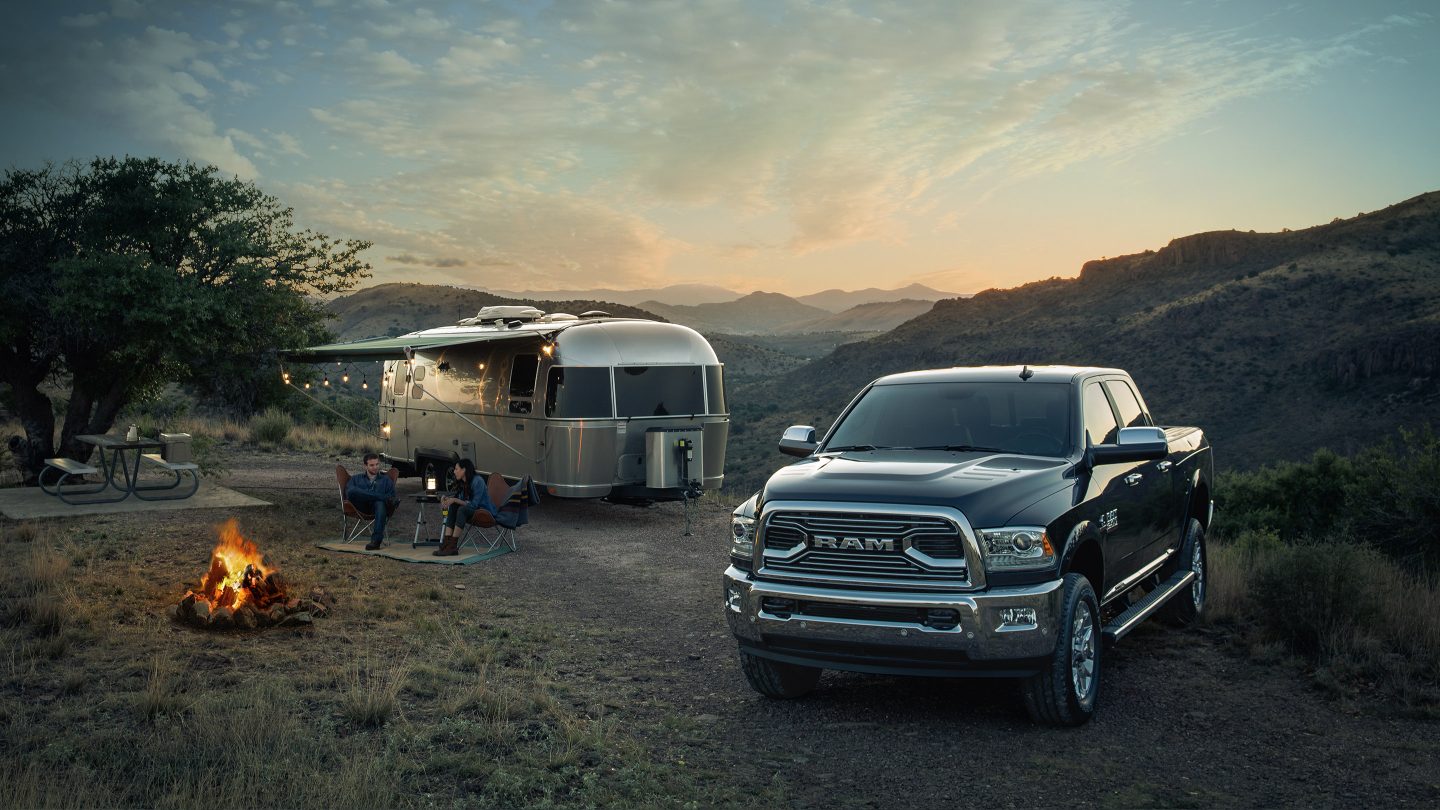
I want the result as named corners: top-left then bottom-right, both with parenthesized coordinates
top-left (433, 534), bottom-right (459, 556)
top-left (365, 536), bottom-right (384, 551)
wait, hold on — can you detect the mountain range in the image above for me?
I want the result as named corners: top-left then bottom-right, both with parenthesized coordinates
top-left (483, 282), bottom-right (960, 311)
top-left (721, 191), bottom-right (1440, 493)
top-left (322, 191), bottom-right (1440, 499)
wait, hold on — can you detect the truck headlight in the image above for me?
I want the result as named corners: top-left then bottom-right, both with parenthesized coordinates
top-left (731, 514), bottom-right (756, 559)
top-left (979, 527), bottom-right (1053, 572)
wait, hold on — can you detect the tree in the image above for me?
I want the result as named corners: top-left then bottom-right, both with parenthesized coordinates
top-left (0, 157), bottom-right (371, 481)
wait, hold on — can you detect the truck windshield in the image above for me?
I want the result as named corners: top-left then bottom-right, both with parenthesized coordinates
top-left (615, 366), bottom-right (705, 417)
top-left (824, 381), bottom-right (1072, 457)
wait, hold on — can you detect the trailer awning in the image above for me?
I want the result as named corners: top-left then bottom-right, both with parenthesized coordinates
top-left (279, 332), bottom-right (534, 363)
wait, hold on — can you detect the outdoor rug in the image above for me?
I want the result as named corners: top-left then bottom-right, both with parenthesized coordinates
top-left (0, 483), bottom-right (271, 520)
top-left (317, 540), bottom-right (512, 565)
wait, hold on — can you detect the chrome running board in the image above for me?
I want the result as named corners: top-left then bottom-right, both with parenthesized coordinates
top-left (1102, 569), bottom-right (1196, 644)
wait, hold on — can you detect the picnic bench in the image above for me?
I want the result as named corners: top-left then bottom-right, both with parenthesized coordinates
top-left (38, 434), bottom-right (200, 504)
top-left (38, 457), bottom-right (109, 503)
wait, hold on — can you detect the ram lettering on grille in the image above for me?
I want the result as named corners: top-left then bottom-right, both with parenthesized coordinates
top-left (808, 535), bottom-right (895, 551)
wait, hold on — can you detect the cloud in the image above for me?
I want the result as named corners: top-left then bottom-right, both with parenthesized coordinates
top-left (387, 254), bottom-right (469, 268)
top-left (61, 13), bottom-right (107, 27)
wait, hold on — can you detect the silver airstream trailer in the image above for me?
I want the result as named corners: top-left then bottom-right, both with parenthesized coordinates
top-left (284, 307), bottom-right (728, 501)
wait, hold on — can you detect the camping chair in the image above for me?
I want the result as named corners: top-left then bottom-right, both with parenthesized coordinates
top-left (458, 473), bottom-right (540, 553)
top-left (336, 464), bottom-right (400, 544)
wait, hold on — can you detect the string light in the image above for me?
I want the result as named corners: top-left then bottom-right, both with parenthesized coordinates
top-left (304, 381), bottom-right (311, 389)
top-left (322, 376), bottom-right (330, 386)
top-left (282, 370), bottom-right (290, 383)
top-left (342, 372), bottom-right (350, 383)
top-left (361, 378), bottom-right (368, 390)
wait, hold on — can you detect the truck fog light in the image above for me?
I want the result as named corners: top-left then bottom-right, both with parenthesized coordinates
top-left (999, 607), bottom-right (1037, 627)
top-left (726, 585), bottom-right (743, 613)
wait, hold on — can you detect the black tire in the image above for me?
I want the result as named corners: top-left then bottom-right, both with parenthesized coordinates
top-left (1021, 573), bottom-right (1101, 726)
top-left (1159, 518), bottom-right (1206, 627)
top-left (739, 650), bottom-right (821, 699)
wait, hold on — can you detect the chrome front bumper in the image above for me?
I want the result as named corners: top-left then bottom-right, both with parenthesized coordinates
top-left (724, 566), bottom-right (1064, 669)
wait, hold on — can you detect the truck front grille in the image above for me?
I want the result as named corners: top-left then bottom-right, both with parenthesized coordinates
top-left (760, 510), bottom-right (969, 588)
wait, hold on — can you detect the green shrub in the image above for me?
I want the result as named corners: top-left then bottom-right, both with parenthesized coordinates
top-left (1214, 426), bottom-right (1440, 568)
top-left (248, 408), bottom-right (294, 446)
top-left (1344, 427), bottom-right (1440, 567)
top-left (1251, 543), bottom-right (1385, 659)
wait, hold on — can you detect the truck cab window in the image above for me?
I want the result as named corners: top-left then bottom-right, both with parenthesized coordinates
top-left (1104, 380), bottom-right (1149, 428)
top-left (1083, 382), bottom-right (1119, 446)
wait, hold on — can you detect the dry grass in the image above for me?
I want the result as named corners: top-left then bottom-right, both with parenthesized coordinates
top-left (340, 653), bottom-right (410, 727)
top-left (0, 461), bottom-right (759, 809)
top-left (1206, 534), bottom-right (1440, 712)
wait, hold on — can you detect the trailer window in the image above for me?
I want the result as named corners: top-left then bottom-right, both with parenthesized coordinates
top-left (705, 365), bottom-right (726, 414)
top-left (509, 354), bottom-right (539, 398)
top-left (545, 367), bottom-right (613, 418)
top-left (615, 366), bottom-right (704, 417)
top-left (391, 361), bottom-right (407, 397)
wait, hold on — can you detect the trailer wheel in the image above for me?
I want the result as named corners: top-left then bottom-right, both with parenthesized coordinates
top-left (739, 650), bottom-right (821, 699)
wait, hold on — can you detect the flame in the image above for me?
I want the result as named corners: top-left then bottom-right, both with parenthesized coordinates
top-left (187, 518), bottom-right (281, 611)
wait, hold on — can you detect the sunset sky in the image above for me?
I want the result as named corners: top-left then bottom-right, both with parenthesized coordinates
top-left (3, 1), bottom-right (1437, 297)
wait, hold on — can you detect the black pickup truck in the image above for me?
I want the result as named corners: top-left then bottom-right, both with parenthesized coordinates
top-left (723, 365), bottom-right (1213, 725)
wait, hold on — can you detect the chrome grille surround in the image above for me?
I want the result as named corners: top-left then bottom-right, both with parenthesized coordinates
top-left (755, 501), bottom-right (985, 592)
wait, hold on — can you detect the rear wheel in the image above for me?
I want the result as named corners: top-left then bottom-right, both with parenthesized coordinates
top-left (1021, 573), bottom-right (1100, 726)
top-left (739, 650), bottom-right (821, 698)
top-left (1160, 518), bottom-right (1206, 626)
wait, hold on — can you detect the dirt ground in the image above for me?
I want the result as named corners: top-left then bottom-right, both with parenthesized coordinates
top-left (8, 448), bottom-right (1440, 807)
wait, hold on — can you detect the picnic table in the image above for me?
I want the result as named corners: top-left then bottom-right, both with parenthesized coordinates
top-left (39, 433), bottom-right (200, 504)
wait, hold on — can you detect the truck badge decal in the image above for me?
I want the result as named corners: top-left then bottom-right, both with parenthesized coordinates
top-left (809, 535), bottom-right (895, 552)
top-left (1100, 509), bottom-right (1118, 532)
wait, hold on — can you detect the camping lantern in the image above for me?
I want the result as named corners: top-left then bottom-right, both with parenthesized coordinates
top-left (424, 465), bottom-right (438, 493)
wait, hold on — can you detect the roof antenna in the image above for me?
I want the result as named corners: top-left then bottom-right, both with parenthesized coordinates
top-left (1019, 365), bottom-right (1034, 381)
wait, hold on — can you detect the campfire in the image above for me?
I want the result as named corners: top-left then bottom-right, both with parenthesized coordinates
top-left (171, 518), bottom-right (332, 629)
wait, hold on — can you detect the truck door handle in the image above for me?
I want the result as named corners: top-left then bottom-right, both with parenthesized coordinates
top-left (1156, 461), bottom-right (1173, 472)
top-left (1124, 473), bottom-right (1143, 486)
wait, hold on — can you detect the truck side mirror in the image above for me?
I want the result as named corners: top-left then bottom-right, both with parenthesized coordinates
top-left (778, 425), bottom-right (818, 457)
top-left (1088, 426), bottom-right (1168, 466)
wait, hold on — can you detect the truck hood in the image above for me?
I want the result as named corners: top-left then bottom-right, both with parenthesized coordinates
top-left (761, 450), bottom-right (1073, 528)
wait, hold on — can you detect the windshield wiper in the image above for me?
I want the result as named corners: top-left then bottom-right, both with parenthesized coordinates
top-left (916, 444), bottom-right (1007, 453)
top-left (825, 444), bottom-right (885, 452)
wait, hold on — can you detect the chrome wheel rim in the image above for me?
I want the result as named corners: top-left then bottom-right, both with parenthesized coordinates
top-left (1070, 601), bottom-right (1096, 700)
top-left (1191, 537), bottom-right (1205, 611)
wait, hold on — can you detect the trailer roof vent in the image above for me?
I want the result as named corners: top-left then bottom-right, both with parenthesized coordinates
top-left (579, 310), bottom-right (611, 318)
top-left (538, 312), bottom-right (579, 322)
top-left (460, 305), bottom-right (546, 325)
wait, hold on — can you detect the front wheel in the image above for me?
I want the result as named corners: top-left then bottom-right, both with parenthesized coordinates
top-left (739, 650), bottom-right (821, 699)
top-left (1021, 573), bottom-right (1101, 726)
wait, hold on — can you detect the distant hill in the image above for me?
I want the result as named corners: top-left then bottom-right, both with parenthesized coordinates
top-left (796, 283), bottom-right (963, 312)
top-left (704, 335), bottom-right (810, 382)
top-left (722, 191), bottom-right (1440, 494)
top-left (780, 299), bottom-right (936, 334)
top-left (481, 283), bottom-right (740, 307)
top-left (639, 291), bottom-right (833, 335)
top-left (324, 283), bottom-right (661, 341)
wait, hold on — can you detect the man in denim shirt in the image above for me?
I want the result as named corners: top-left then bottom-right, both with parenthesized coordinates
top-left (346, 452), bottom-right (397, 549)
